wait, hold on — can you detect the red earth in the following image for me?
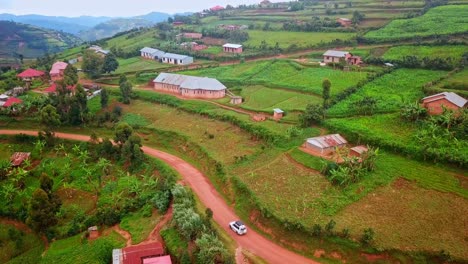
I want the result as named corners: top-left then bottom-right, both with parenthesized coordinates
top-left (0, 130), bottom-right (319, 264)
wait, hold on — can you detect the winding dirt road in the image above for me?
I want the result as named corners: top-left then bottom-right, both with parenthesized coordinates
top-left (0, 130), bottom-right (318, 264)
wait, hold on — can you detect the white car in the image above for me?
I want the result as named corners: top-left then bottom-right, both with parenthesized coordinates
top-left (229, 220), bottom-right (247, 235)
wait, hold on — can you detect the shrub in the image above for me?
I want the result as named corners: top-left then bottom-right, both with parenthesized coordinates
top-left (360, 228), bottom-right (375, 245)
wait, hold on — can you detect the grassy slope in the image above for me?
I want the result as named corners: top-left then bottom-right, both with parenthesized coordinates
top-left (244, 30), bottom-right (356, 48)
top-left (382, 45), bottom-right (468, 61)
top-left (364, 5), bottom-right (468, 41)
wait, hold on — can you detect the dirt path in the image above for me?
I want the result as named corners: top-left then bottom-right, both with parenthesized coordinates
top-left (111, 225), bottom-right (132, 247)
top-left (138, 205), bottom-right (173, 246)
top-left (0, 218), bottom-right (49, 249)
top-left (0, 130), bottom-right (319, 264)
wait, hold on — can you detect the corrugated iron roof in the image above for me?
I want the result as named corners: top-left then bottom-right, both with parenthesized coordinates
top-left (422, 92), bottom-right (467, 108)
top-left (140, 47), bottom-right (166, 57)
top-left (351, 145), bottom-right (368, 154)
top-left (10, 152), bottom-right (30, 166)
top-left (306, 134), bottom-right (347, 149)
top-left (323, 50), bottom-right (349, 57)
top-left (154, 73), bottom-right (226, 91)
top-left (273, 108), bottom-right (284, 113)
top-left (162, 53), bottom-right (191, 60)
top-left (223, 43), bottom-right (243, 49)
top-left (142, 255), bottom-right (172, 264)
top-left (17, 68), bottom-right (45, 78)
top-left (50, 61), bottom-right (68, 75)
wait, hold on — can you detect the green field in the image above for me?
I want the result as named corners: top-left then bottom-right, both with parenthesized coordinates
top-left (327, 69), bottom-right (448, 116)
top-left (104, 28), bottom-right (161, 50)
top-left (245, 30), bottom-right (356, 48)
top-left (365, 5), bottom-right (468, 41)
top-left (238, 85), bottom-right (322, 112)
top-left (382, 45), bottom-right (468, 61)
top-left (182, 60), bottom-right (369, 95)
top-left (115, 57), bottom-right (173, 74)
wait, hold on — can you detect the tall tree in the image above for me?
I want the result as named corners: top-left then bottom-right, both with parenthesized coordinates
top-left (100, 88), bottom-right (109, 109)
top-left (101, 53), bottom-right (119, 74)
top-left (26, 189), bottom-right (58, 233)
top-left (119, 81), bottom-right (133, 104)
top-left (299, 104), bottom-right (324, 127)
top-left (119, 75), bottom-right (128, 86)
top-left (322, 79), bottom-right (331, 108)
top-left (114, 122), bottom-right (133, 145)
top-left (40, 104), bottom-right (61, 130)
top-left (63, 64), bottom-right (78, 86)
top-left (82, 50), bottom-right (104, 79)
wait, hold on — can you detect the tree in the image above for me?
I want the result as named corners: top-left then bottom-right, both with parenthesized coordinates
top-left (40, 104), bottom-right (61, 139)
top-left (63, 64), bottom-right (78, 86)
top-left (114, 122), bottom-right (133, 145)
top-left (361, 228), bottom-right (375, 245)
top-left (352, 11), bottom-right (365, 25)
top-left (299, 104), bottom-right (324, 127)
top-left (100, 88), bottom-right (109, 109)
top-left (119, 81), bottom-right (133, 104)
top-left (101, 53), bottom-right (119, 74)
top-left (400, 102), bottom-right (428, 122)
top-left (39, 174), bottom-right (53, 194)
top-left (26, 189), bottom-right (59, 233)
top-left (119, 75), bottom-right (128, 86)
top-left (195, 233), bottom-right (231, 263)
top-left (356, 96), bottom-right (377, 115)
top-left (325, 219), bottom-right (336, 235)
top-left (82, 50), bottom-right (104, 79)
top-left (322, 79), bottom-right (331, 108)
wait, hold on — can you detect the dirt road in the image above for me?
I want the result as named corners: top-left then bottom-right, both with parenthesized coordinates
top-left (0, 130), bottom-right (318, 264)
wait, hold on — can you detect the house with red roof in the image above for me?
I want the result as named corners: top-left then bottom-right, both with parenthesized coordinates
top-left (1, 97), bottom-right (23, 108)
top-left (112, 242), bottom-right (169, 264)
top-left (421, 92), bottom-right (467, 115)
top-left (17, 68), bottom-right (45, 81)
top-left (210, 5), bottom-right (225, 11)
top-left (44, 83), bottom-right (76, 95)
top-left (50, 62), bottom-right (68, 81)
top-left (10, 152), bottom-right (31, 167)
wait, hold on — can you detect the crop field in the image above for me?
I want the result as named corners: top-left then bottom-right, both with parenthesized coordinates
top-left (244, 30), bottom-right (356, 49)
top-left (382, 45), bottom-right (468, 61)
top-left (182, 60), bottom-right (368, 95)
top-left (334, 179), bottom-right (468, 259)
top-left (103, 28), bottom-right (161, 50)
top-left (364, 5), bottom-right (468, 41)
top-left (115, 57), bottom-right (173, 74)
top-left (436, 68), bottom-right (468, 96)
top-left (0, 223), bottom-right (43, 263)
top-left (121, 100), bottom-right (263, 164)
top-left (327, 69), bottom-right (448, 116)
top-left (238, 85), bottom-right (322, 112)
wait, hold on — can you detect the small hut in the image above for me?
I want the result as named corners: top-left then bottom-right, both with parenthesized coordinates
top-left (350, 145), bottom-right (368, 158)
top-left (230, 96), bottom-right (243, 105)
top-left (10, 152), bottom-right (31, 167)
top-left (273, 108), bottom-right (284, 120)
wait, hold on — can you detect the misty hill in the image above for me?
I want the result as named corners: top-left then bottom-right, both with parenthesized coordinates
top-left (0, 21), bottom-right (82, 61)
top-left (78, 18), bottom-right (155, 41)
top-left (0, 13), bottom-right (113, 35)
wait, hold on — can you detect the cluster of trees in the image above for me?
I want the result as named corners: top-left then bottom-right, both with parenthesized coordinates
top-left (171, 185), bottom-right (233, 263)
top-left (299, 79), bottom-right (331, 127)
top-left (288, 1), bottom-right (305, 11)
top-left (282, 18), bottom-right (341, 32)
top-left (119, 75), bottom-right (133, 104)
top-left (323, 146), bottom-right (379, 187)
top-left (82, 50), bottom-right (119, 79)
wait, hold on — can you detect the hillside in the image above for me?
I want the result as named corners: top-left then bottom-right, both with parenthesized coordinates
top-left (0, 21), bottom-right (82, 61)
top-left (78, 18), bottom-right (155, 41)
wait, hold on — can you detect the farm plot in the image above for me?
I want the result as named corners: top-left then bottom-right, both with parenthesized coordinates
top-left (327, 69), bottom-right (448, 116)
top-left (382, 45), bottom-right (468, 61)
top-left (182, 60), bottom-right (368, 95)
top-left (244, 30), bottom-right (356, 49)
top-left (115, 57), bottom-right (174, 74)
top-left (121, 100), bottom-right (263, 164)
top-left (364, 5), bottom-right (468, 41)
top-left (436, 68), bottom-right (468, 97)
top-left (239, 85), bottom-right (322, 112)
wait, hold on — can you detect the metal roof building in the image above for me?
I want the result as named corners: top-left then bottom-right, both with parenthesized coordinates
top-left (323, 50), bottom-right (350, 58)
top-left (305, 134), bottom-right (348, 154)
top-left (422, 92), bottom-right (467, 108)
top-left (154, 73), bottom-right (226, 91)
top-left (223, 43), bottom-right (243, 49)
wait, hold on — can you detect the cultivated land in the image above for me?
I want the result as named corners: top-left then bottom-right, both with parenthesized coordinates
top-left (2, 0), bottom-right (468, 263)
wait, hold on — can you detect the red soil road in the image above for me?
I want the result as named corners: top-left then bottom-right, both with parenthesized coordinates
top-left (0, 130), bottom-right (318, 264)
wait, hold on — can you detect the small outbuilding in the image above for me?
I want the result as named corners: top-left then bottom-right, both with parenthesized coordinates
top-left (113, 242), bottom-right (165, 264)
top-left (304, 134), bottom-right (348, 154)
top-left (350, 145), bottom-right (368, 158)
top-left (273, 108), bottom-right (284, 120)
top-left (10, 152), bottom-right (31, 167)
top-left (2, 97), bottom-right (23, 108)
top-left (223, 43), bottom-right (243, 53)
top-left (230, 96), bottom-right (243, 105)
top-left (421, 92), bottom-right (467, 115)
top-left (337, 18), bottom-right (352, 27)
top-left (87, 226), bottom-right (99, 240)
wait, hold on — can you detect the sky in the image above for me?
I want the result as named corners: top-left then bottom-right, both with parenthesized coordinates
top-left (0, 0), bottom-right (282, 17)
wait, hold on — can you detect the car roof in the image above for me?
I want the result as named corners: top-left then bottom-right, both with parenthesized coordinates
top-left (235, 220), bottom-right (245, 226)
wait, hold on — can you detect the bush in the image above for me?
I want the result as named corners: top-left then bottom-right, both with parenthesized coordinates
top-left (360, 228), bottom-right (375, 245)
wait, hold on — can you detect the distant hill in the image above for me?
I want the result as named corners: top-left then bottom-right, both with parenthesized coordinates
top-left (0, 12), bottom-right (172, 40)
top-left (78, 18), bottom-right (155, 41)
top-left (0, 21), bottom-right (82, 60)
top-left (0, 13), bottom-right (113, 35)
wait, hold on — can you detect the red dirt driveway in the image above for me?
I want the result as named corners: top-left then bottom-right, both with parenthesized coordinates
top-left (0, 130), bottom-right (318, 264)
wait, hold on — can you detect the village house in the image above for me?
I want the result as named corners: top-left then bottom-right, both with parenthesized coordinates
top-left (323, 50), bottom-right (362, 65)
top-left (1, 97), bottom-right (23, 108)
top-left (50, 61), bottom-right (68, 81)
top-left (45, 83), bottom-right (76, 95)
top-left (337, 18), bottom-right (352, 27)
top-left (10, 152), bottom-right (30, 167)
top-left (210, 5), bottom-right (225, 11)
top-left (112, 242), bottom-right (171, 264)
top-left (273, 108), bottom-right (284, 120)
top-left (180, 42), bottom-right (208, 51)
top-left (421, 92), bottom-right (467, 115)
top-left (16, 68), bottom-right (45, 81)
top-left (88, 45), bottom-right (109, 56)
top-left (350, 145), bottom-right (368, 158)
top-left (172, 21), bottom-right (184, 26)
top-left (223, 43), bottom-right (243, 53)
top-left (140, 47), bottom-right (166, 60)
top-left (177, 32), bottom-right (203, 40)
top-left (153, 73), bottom-right (226, 99)
top-left (87, 226), bottom-right (99, 240)
top-left (304, 134), bottom-right (348, 155)
top-left (161, 53), bottom-right (194, 65)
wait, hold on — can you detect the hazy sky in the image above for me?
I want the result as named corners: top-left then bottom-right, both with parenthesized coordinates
top-left (0, 0), bottom-right (282, 17)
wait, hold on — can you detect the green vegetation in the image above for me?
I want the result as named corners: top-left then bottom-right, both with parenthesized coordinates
top-left (0, 224), bottom-right (43, 263)
top-left (120, 209), bottom-right (160, 244)
top-left (327, 69), bottom-right (447, 116)
top-left (364, 5), bottom-right (468, 41)
top-left (382, 45), bottom-right (467, 62)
